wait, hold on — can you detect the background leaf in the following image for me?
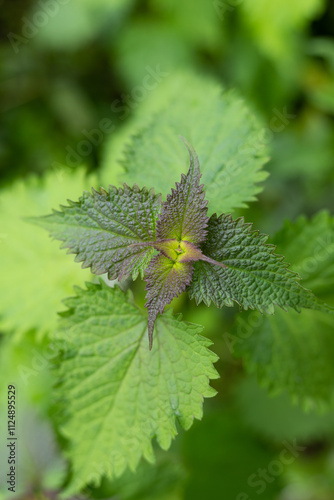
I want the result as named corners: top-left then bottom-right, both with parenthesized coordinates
top-left (113, 19), bottom-right (195, 89)
top-left (272, 211), bottom-right (334, 296)
top-left (240, 0), bottom-right (325, 61)
top-left (93, 451), bottom-right (186, 500)
top-left (182, 407), bottom-right (282, 500)
top-left (0, 168), bottom-right (95, 338)
top-left (120, 73), bottom-right (269, 216)
top-left (236, 376), bottom-right (334, 442)
top-left (233, 212), bottom-right (334, 407)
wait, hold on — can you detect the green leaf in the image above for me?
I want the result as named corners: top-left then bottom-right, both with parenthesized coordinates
top-left (100, 71), bottom-right (209, 188)
top-left (56, 282), bottom-right (218, 496)
top-left (148, 0), bottom-right (223, 51)
top-left (97, 452), bottom-right (186, 500)
top-left (189, 213), bottom-right (323, 314)
top-left (35, 0), bottom-right (136, 51)
top-left (0, 168), bottom-right (94, 338)
top-left (236, 376), bottom-right (334, 442)
top-left (235, 308), bottom-right (334, 408)
top-left (114, 19), bottom-right (195, 89)
top-left (270, 114), bottom-right (334, 183)
top-left (272, 211), bottom-right (334, 296)
top-left (145, 255), bottom-right (193, 349)
top-left (183, 408), bottom-right (281, 500)
top-left (240, 0), bottom-right (325, 61)
top-left (157, 137), bottom-right (208, 245)
top-left (232, 212), bottom-right (334, 407)
top-left (33, 184), bottom-right (161, 281)
top-left (121, 73), bottom-right (269, 216)
top-left (0, 332), bottom-right (54, 416)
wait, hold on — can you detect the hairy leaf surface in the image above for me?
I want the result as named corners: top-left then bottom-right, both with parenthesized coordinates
top-left (157, 136), bottom-right (208, 245)
top-left (56, 282), bottom-right (218, 495)
top-left (143, 138), bottom-right (210, 347)
top-left (233, 213), bottom-right (334, 407)
top-left (145, 254), bottom-right (193, 349)
top-left (188, 213), bottom-right (323, 313)
top-left (33, 184), bottom-right (161, 281)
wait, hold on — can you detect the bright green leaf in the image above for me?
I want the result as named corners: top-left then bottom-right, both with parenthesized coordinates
top-left (0, 168), bottom-right (94, 338)
top-left (56, 282), bottom-right (218, 495)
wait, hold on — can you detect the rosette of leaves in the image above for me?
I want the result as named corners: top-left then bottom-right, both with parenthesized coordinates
top-left (33, 136), bottom-right (332, 349)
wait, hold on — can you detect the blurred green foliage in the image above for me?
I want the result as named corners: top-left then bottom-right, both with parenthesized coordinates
top-left (1, 0), bottom-right (334, 498)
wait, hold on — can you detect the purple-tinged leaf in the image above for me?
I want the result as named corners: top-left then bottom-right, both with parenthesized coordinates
top-left (154, 239), bottom-right (203, 262)
top-left (154, 238), bottom-right (228, 267)
top-left (156, 137), bottom-right (208, 246)
top-left (145, 254), bottom-right (193, 349)
top-left (32, 184), bottom-right (161, 281)
top-left (144, 136), bottom-right (228, 348)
